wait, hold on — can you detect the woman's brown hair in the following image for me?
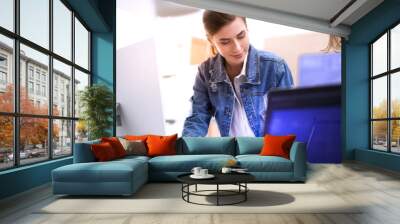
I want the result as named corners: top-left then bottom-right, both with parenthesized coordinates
top-left (202, 10), bottom-right (246, 56)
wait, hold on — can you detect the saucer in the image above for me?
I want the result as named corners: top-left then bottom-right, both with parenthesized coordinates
top-left (190, 174), bottom-right (215, 179)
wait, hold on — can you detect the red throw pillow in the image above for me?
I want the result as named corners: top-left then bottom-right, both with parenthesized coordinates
top-left (91, 142), bottom-right (117, 161)
top-left (259, 134), bottom-right (296, 159)
top-left (146, 134), bottom-right (178, 157)
top-left (101, 137), bottom-right (127, 158)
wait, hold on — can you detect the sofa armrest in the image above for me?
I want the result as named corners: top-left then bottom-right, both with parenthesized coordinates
top-left (73, 140), bottom-right (100, 163)
top-left (289, 142), bottom-right (307, 181)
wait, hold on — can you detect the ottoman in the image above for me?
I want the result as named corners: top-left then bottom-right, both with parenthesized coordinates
top-left (52, 158), bottom-right (148, 196)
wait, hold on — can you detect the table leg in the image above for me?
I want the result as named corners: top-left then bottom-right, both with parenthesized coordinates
top-left (217, 184), bottom-right (219, 206)
top-left (187, 184), bottom-right (190, 202)
top-left (195, 184), bottom-right (197, 192)
top-left (245, 183), bottom-right (247, 201)
top-left (181, 184), bottom-right (183, 199)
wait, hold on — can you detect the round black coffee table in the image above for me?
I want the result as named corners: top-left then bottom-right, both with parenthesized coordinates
top-left (177, 172), bottom-right (255, 206)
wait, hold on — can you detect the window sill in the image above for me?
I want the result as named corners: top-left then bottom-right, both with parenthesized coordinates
top-left (0, 156), bottom-right (72, 176)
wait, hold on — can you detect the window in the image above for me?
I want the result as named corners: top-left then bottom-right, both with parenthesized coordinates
top-left (0, 54), bottom-right (7, 86)
top-left (36, 70), bottom-right (41, 81)
top-left (0, 71), bottom-right (6, 85)
top-left (0, 55), bottom-right (7, 67)
top-left (53, 0), bottom-right (72, 60)
top-left (36, 83), bottom-right (40, 95)
top-left (53, 59), bottom-right (72, 116)
top-left (29, 67), bottom-right (34, 80)
top-left (75, 18), bottom-right (89, 70)
top-left (0, 116), bottom-right (13, 170)
top-left (28, 81), bottom-right (34, 94)
top-left (42, 85), bottom-right (46, 97)
top-left (0, 0), bottom-right (14, 32)
top-left (20, 0), bottom-right (49, 49)
top-left (370, 23), bottom-right (400, 154)
top-left (53, 119), bottom-right (72, 158)
top-left (74, 69), bottom-right (89, 118)
top-left (0, 0), bottom-right (91, 170)
top-left (0, 35), bottom-right (13, 113)
top-left (20, 117), bottom-right (48, 165)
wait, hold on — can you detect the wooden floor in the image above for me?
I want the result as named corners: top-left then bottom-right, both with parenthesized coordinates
top-left (1, 162), bottom-right (400, 224)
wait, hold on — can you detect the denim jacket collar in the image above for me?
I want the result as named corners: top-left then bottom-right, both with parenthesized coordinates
top-left (209, 44), bottom-right (260, 85)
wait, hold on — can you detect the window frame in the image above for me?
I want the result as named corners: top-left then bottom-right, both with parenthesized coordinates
top-left (370, 20), bottom-right (400, 154)
top-left (0, 0), bottom-right (92, 171)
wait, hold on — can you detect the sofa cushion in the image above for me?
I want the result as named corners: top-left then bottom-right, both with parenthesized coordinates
top-left (124, 135), bottom-right (149, 142)
top-left (236, 155), bottom-right (293, 172)
top-left (91, 142), bottom-right (118, 161)
top-left (101, 137), bottom-right (127, 158)
top-left (236, 137), bottom-right (264, 155)
top-left (147, 134), bottom-right (178, 157)
top-left (260, 134), bottom-right (296, 159)
top-left (52, 159), bottom-right (147, 183)
top-left (119, 138), bottom-right (147, 156)
top-left (148, 154), bottom-right (235, 172)
top-left (116, 155), bottom-right (150, 163)
top-left (180, 137), bottom-right (235, 155)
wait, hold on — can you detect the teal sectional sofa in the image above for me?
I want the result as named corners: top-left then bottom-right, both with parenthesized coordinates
top-left (52, 137), bottom-right (307, 196)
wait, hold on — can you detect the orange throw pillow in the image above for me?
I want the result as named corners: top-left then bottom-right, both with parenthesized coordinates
top-left (101, 137), bottom-right (127, 158)
top-left (260, 134), bottom-right (296, 159)
top-left (124, 135), bottom-right (149, 142)
top-left (146, 134), bottom-right (178, 157)
top-left (91, 142), bottom-right (117, 161)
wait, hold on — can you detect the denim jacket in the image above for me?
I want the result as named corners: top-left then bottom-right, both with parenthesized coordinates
top-left (182, 45), bottom-right (293, 137)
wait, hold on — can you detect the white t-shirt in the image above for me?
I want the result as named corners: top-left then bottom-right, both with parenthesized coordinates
top-left (228, 54), bottom-right (255, 137)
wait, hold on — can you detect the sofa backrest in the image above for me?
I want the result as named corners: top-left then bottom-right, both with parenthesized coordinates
top-left (73, 137), bottom-right (266, 162)
top-left (235, 137), bottom-right (264, 155)
top-left (178, 137), bottom-right (235, 155)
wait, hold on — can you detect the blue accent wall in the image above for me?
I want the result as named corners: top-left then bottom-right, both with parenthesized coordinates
top-left (92, 33), bottom-right (114, 89)
top-left (344, 0), bottom-right (400, 171)
top-left (0, 0), bottom-right (116, 200)
top-left (91, 31), bottom-right (115, 136)
top-left (91, 0), bottom-right (116, 136)
top-left (0, 158), bottom-right (72, 199)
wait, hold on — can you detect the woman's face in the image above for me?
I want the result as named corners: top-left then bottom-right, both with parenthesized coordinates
top-left (209, 17), bottom-right (249, 67)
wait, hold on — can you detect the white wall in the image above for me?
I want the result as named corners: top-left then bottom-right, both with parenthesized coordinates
top-left (116, 38), bottom-right (165, 136)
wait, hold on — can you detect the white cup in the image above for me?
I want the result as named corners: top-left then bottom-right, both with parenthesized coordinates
top-left (221, 167), bottom-right (232, 174)
top-left (191, 167), bottom-right (202, 176)
top-left (200, 169), bottom-right (208, 176)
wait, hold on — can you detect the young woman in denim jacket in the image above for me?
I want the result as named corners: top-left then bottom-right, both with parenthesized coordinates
top-left (182, 11), bottom-right (293, 137)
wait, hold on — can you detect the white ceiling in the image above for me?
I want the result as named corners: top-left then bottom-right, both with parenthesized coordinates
top-left (165, 0), bottom-right (384, 38)
top-left (229, 0), bottom-right (353, 22)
